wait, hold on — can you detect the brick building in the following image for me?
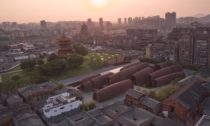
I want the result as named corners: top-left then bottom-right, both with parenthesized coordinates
top-left (125, 89), bottom-right (162, 114)
top-left (163, 77), bottom-right (210, 124)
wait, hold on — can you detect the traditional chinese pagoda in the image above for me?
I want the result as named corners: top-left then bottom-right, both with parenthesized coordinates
top-left (57, 34), bottom-right (72, 58)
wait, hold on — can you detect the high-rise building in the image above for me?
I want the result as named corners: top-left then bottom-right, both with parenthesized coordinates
top-left (99, 18), bottom-right (103, 28)
top-left (40, 20), bottom-right (47, 29)
top-left (165, 12), bottom-right (176, 29)
top-left (118, 18), bottom-right (122, 25)
top-left (128, 17), bottom-right (133, 25)
top-left (169, 27), bottom-right (210, 67)
top-left (80, 24), bottom-right (89, 35)
top-left (87, 18), bottom-right (92, 27)
top-left (126, 29), bottom-right (158, 49)
top-left (124, 18), bottom-right (127, 24)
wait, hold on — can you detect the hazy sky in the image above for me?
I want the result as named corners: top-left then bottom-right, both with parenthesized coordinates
top-left (0, 0), bottom-right (210, 23)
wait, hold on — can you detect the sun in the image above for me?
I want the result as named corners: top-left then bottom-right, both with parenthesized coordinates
top-left (90, 0), bottom-right (108, 7)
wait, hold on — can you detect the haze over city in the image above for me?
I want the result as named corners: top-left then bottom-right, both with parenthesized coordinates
top-left (1, 0), bottom-right (210, 22)
top-left (1, 0), bottom-right (210, 126)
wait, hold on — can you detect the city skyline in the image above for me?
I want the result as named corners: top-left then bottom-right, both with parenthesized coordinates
top-left (0, 0), bottom-right (210, 23)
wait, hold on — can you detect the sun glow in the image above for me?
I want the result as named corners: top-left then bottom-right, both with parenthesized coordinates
top-left (90, 0), bottom-right (108, 7)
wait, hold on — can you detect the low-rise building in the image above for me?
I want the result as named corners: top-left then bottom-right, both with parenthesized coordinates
top-left (44, 101), bottom-right (184, 126)
top-left (18, 82), bottom-right (57, 102)
top-left (18, 82), bottom-right (57, 110)
top-left (196, 115), bottom-right (210, 126)
top-left (125, 89), bottom-right (162, 114)
top-left (43, 92), bottom-right (82, 118)
top-left (93, 79), bottom-right (133, 102)
top-left (13, 102), bottom-right (45, 126)
top-left (6, 95), bottom-right (23, 108)
top-left (163, 77), bottom-right (210, 124)
top-left (0, 105), bottom-right (12, 126)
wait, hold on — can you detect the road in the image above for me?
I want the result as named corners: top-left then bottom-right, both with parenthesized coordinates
top-left (59, 65), bottom-right (124, 86)
top-left (0, 74), bottom-right (2, 83)
top-left (1, 70), bottom-right (22, 75)
top-left (59, 61), bottom-right (139, 86)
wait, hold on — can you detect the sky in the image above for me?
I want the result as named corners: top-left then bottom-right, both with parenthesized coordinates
top-left (0, 0), bottom-right (210, 23)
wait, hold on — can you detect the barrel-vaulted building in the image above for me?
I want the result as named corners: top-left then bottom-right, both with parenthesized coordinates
top-left (149, 65), bottom-right (183, 87)
top-left (131, 67), bottom-right (154, 86)
top-left (109, 63), bottom-right (149, 84)
top-left (93, 79), bottom-right (133, 102)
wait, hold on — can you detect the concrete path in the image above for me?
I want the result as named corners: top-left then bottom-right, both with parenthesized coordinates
top-left (0, 74), bottom-right (2, 83)
top-left (1, 70), bottom-right (22, 75)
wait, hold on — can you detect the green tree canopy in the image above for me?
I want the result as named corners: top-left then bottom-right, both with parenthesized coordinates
top-left (73, 44), bottom-right (88, 56)
top-left (47, 53), bottom-right (58, 62)
top-left (20, 59), bottom-right (36, 71)
top-left (67, 53), bottom-right (84, 68)
top-left (39, 59), bottom-right (67, 76)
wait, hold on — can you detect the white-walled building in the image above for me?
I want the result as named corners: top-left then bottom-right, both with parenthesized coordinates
top-left (43, 92), bottom-right (82, 118)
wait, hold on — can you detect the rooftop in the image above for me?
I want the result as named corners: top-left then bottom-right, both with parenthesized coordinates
top-left (201, 96), bottom-right (210, 115)
top-left (196, 115), bottom-right (210, 126)
top-left (126, 89), bottom-right (161, 109)
top-left (43, 92), bottom-right (78, 112)
top-left (46, 101), bottom-right (184, 126)
top-left (168, 76), bottom-right (210, 110)
top-left (18, 82), bottom-right (56, 99)
top-left (14, 112), bottom-right (45, 126)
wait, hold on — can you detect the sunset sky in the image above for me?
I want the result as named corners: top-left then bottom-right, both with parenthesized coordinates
top-left (0, 0), bottom-right (210, 23)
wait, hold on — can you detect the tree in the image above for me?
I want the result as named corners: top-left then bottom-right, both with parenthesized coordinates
top-left (33, 75), bottom-right (48, 83)
top-left (74, 44), bottom-right (88, 56)
top-left (39, 59), bottom-right (67, 76)
top-left (11, 75), bottom-right (20, 81)
top-left (47, 54), bottom-right (58, 62)
top-left (154, 86), bottom-right (177, 101)
top-left (20, 59), bottom-right (36, 71)
top-left (67, 53), bottom-right (84, 68)
top-left (37, 59), bottom-right (44, 66)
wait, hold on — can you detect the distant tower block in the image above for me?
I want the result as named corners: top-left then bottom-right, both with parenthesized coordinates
top-left (57, 34), bottom-right (72, 58)
top-left (124, 18), bottom-right (127, 24)
top-left (80, 24), bottom-right (89, 35)
top-left (118, 18), bottom-right (122, 25)
top-left (40, 20), bottom-right (47, 29)
top-left (99, 17), bottom-right (104, 28)
top-left (87, 18), bottom-right (92, 27)
top-left (146, 44), bottom-right (153, 59)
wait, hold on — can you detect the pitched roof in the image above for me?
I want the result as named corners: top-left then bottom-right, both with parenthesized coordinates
top-left (169, 77), bottom-right (209, 110)
top-left (126, 89), bottom-right (145, 99)
top-left (126, 89), bottom-right (161, 110)
top-left (6, 95), bottom-right (23, 107)
top-left (18, 82), bottom-right (56, 99)
top-left (14, 112), bottom-right (45, 126)
top-left (153, 118), bottom-right (185, 126)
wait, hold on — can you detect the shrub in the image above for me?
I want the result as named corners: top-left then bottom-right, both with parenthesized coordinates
top-left (149, 86), bottom-right (177, 101)
top-left (39, 59), bottom-right (67, 76)
top-left (80, 101), bottom-right (96, 111)
top-left (67, 53), bottom-right (84, 68)
top-left (11, 75), bottom-right (20, 81)
top-left (20, 59), bottom-right (36, 71)
top-left (74, 44), bottom-right (88, 56)
top-left (47, 54), bottom-right (58, 62)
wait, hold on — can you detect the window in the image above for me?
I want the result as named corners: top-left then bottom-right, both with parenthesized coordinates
top-left (60, 107), bottom-right (65, 109)
top-left (169, 106), bottom-right (175, 112)
top-left (133, 118), bottom-right (137, 121)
